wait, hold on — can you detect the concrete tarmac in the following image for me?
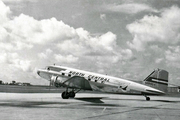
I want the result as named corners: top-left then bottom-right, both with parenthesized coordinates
top-left (0, 93), bottom-right (180, 120)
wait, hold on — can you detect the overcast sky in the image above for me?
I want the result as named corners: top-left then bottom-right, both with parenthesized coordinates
top-left (0, 0), bottom-right (180, 85)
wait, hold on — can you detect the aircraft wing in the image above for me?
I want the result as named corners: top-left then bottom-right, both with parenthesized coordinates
top-left (62, 76), bottom-right (92, 90)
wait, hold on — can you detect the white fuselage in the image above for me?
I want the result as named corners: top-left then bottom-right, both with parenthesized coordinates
top-left (37, 65), bottom-right (164, 95)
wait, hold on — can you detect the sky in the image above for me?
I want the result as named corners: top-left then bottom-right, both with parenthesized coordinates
top-left (0, 0), bottom-right (180, 85)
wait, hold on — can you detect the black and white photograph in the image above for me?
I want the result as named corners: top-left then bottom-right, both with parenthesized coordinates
top-left (0, 0), bottom-right (180, 120)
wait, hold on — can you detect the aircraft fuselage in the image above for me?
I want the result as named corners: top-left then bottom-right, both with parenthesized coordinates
top-left (37, 65), bottom-right (164, 95)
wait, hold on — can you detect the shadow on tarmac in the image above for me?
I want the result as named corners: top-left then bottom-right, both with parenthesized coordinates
top-left (75, 97), bottom-right (105, 103)
top-left (0, 96), bottom-right (180, 108)
top-left (103, 97), bottom-right (180, 103)
top-left (0, 101), bottom-right (64, 108)
top-left (0, 97), bottom-right (125, 108)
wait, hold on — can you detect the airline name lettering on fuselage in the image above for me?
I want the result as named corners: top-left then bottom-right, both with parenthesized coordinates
top-left (69, 71), bottom-right (109, 82)
top-left (69, 71), bottom-right (85, 77)
top-left (88, 75), bottom-right (109, 82)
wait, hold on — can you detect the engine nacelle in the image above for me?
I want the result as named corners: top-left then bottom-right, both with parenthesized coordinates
top-left (54, 81), bottom-right (64, 88)
top-left (50, 75), bottom-right (67, 87)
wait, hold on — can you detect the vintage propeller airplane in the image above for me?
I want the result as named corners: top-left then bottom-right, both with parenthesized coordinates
top-left (37, 65), bottom-right (168, 101)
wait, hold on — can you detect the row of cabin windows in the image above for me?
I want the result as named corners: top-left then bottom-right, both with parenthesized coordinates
top-left (48, 68), bottom-right (71, 77)
top-left (61, 73), bottom-right (71, 77)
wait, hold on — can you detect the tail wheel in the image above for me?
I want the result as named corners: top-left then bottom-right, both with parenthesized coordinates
top-left (61, 91), bottom-right (69, 99)
top-left (146, 97), bottom-right (150, 101)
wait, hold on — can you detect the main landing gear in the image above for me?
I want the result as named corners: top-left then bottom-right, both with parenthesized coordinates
top-left (61, 88), bottom-right (81, 99)
top-left (61, 91), bottom-right (75, 99)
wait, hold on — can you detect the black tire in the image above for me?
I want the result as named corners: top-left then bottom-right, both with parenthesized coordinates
top-left (146, 97), bottom-right (150, 101)
top-left (69, 91), bottom-right (76, 98)
top-left (61, 91), bottom-right (69, 99)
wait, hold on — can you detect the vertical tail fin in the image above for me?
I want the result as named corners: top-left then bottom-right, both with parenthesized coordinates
top-left (143, 69), bottom-right (168, 93)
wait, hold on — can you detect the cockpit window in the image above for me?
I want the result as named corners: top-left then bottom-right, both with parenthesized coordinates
top-left (47, 66), bottom-right (66, 72)
top-left (46, 67), bottom-right (50, 70)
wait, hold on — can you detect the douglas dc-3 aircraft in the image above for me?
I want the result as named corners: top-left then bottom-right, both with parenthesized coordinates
top-left (37, 65), bottom-right (169, 101)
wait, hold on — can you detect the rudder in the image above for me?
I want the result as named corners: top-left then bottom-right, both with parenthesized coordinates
top-left (143, 69), bottom-right (168, 93)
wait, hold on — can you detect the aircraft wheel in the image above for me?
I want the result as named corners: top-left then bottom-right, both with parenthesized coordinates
top-left (61, 91), bottom-right (69, 99)
top-left (69, 91), bottom-right (76, 98)
top-left (146, 97), bottom-right (150, 101)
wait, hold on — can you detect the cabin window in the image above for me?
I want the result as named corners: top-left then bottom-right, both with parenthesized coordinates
top-left (88, 78), bottom-right (91, 81)
top-left (68, 74), bottom-right (71, 77)
top-left (62, 73), bottom-right (65, 76)
top-left (95, 80), bottom-right (97, 82)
